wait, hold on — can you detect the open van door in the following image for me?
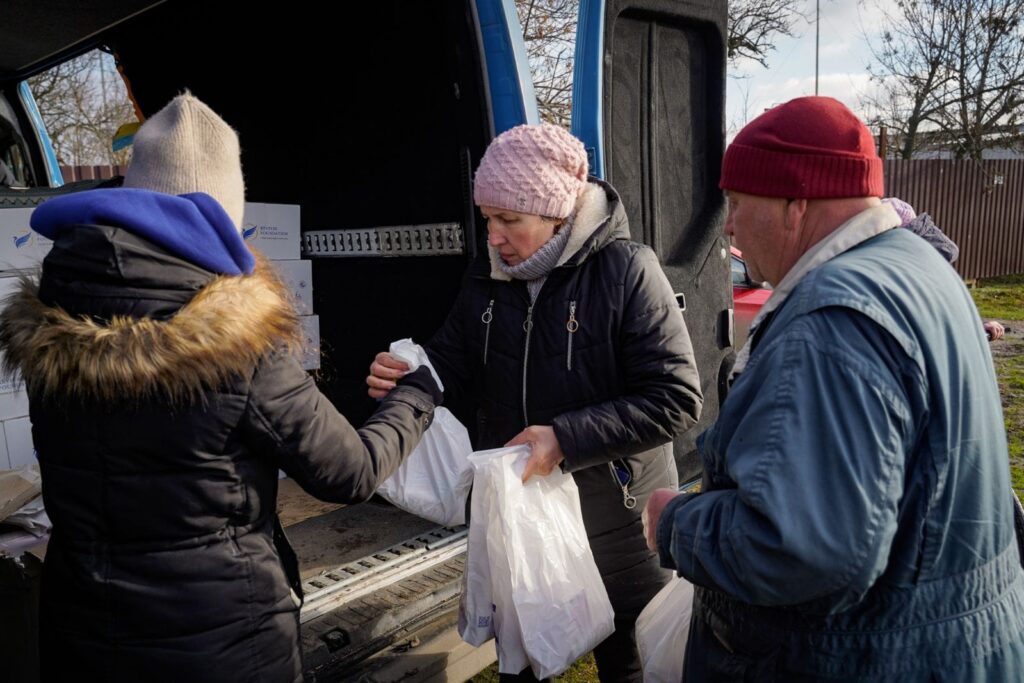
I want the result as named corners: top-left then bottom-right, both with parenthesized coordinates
top-left (0, 2), bottom-right (574, 680)
top-left (572, 0), bottom-right (730, 481)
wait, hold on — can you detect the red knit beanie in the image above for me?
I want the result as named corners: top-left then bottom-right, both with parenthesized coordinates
top-left (720, 97), bottom-right (884, 199)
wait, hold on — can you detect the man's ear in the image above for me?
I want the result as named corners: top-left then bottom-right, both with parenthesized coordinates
top-left (785, 198), bottom-right (809, 231)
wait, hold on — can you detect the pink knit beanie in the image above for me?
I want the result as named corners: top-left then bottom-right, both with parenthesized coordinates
top-left (474, 123), bottom-right (588, 219)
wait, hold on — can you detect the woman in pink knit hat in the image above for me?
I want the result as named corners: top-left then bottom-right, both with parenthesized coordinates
top-left (369, 123), bottom-right (702, 681)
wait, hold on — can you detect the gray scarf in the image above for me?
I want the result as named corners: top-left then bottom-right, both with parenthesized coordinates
top-left (499, 214), bottom-right (574, 302)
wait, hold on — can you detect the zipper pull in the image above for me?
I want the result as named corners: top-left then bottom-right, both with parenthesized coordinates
top-left (566, 300), bottom-right (578, 371)
top-left (481, 299), bottom-right (494, 365)
top-left (621, 486), bottom-right (637, 510)
top-left (608, 462), bottom-right (638, 510)
top-left (523, 304), bottom-right (534, 333)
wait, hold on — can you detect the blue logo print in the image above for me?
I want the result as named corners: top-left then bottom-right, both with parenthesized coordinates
top-left (242, 224), bottom-right (259, 240)
top-left (12, 232), bottom-right (32, 249)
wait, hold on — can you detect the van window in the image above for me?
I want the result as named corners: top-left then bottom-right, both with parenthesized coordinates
top-left (0, 94), bottom-right (32, 187)
top-left (516, 0), bottom-right (579, 127)
top-left (26, 49), bottom-right (137, 174)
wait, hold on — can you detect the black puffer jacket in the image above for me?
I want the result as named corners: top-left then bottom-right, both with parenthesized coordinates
top-left (0, 225), bottom-right (436, 683)
top-left (427, 180), bottom-right (702, 539)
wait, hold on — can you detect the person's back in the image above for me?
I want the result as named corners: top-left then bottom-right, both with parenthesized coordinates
top-left (24, 225), bottom-right (310, 679)
top-left (699, 226), bottom-right (1022, 679)
top-left (649, 96), bottom-right (1024, 682)
top-left (0, 94), bottom-right (439, 683)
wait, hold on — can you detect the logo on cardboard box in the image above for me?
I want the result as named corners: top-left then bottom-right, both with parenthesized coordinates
top-left (11, 231), bottom-right (34, 249)
top-left (243, 224), bottom-right (291, 242)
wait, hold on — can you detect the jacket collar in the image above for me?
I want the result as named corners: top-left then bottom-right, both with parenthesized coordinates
top-left (484, 178), bottom-right (627, 281)
top-left (730, 203), bottom-right (900, 380)
top-left (0, 254), bottom-right (300, 405)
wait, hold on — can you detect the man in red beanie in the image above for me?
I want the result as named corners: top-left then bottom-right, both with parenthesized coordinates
top-left (643, 97), bottom-right (1024, 681)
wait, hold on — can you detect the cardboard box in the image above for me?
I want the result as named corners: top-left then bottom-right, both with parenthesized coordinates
top-left (0, 429), bottom-right (9, 469)
top-left (0, 389), bottom-right (29, 422)
top-left (0, 372), bottom-right (23, 396)
top-left (0, 208), bottom-right (53, 273)
top-left (273, 259), bottom-right (314, 315)
top-left (299, 315), bottom-right (320, 371)
top-left (0, 465), bottom-right (39, 521)
top-left (242, 203), bottom-right (301, 260)
top-left (4, 417), bottom-right (34, 469)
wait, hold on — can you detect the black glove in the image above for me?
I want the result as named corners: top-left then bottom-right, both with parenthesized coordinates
top-left (395, 365), bottom-right (443, 406)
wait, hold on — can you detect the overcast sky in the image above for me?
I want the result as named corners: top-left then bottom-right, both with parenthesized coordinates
top-left (726, 0), bottom-right (899, 136)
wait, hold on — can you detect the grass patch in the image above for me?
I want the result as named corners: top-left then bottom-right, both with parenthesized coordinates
top-left (996, 346), bottom-right (1024, 498)
top-left (969, 274), bottom-right (1024, 321)
top-left (472, 654), bottom-right (599, 682)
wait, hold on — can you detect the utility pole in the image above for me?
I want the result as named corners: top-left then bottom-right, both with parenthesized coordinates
top-left (815, 0), bottom-right (820, 96)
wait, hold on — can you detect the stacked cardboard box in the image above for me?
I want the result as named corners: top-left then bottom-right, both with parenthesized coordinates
top-left (0, 201), bottom-right (318, 469)
top-left (242, 203), bottom-right (319, 370)
top-left (0, 209), bottom-right (47, 469)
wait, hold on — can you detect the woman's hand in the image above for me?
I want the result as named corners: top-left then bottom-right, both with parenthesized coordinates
top-left (366, 352), bottom-right (410, 399)
top-left (507, 425), bottom-right (565, 483)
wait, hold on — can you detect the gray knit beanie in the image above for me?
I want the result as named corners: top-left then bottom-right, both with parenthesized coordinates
top-left (123, 92), bottom-right (245, 231)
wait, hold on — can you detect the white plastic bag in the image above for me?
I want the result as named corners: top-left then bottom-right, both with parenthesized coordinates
top-left (636, 575), bottom-right (694, 683)
top-left (458, 464), bottom-right (496, 646)
top-left (462, 446), bottom-right (615, 679)
top-left (376, 339), bottom-right (473, 526)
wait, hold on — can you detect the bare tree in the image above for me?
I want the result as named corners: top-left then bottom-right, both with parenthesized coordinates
top-left (943, 0), bottom-right (1024, 159)
top-left (864, 0), bottom-right (1024, 160)
top-left (728, 0), bottom-right (804, 66)
top-left (28, 49), bottom-right (136, 167)
top-left (862, 1), bottom-right (959, 158)
top-left (515, 0), bottom-right (803, 129)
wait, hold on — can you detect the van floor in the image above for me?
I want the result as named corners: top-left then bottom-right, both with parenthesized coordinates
top-left (277, 478), bottom-right (437, 581)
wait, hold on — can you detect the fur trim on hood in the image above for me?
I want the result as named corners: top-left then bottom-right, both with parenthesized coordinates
top-left (0, 255), bottom-right (300, 405)
top-left (488, 180), bottom-right (611, 281)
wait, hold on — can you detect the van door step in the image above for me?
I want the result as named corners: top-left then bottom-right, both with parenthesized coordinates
top-left (302, 224), bottom-right (464, 258)
top-left (300, 525), bottom-right (467, 623)
top-left (300, 525), bottom-right (472, 680)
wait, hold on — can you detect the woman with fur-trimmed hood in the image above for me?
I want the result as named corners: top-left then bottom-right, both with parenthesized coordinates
top-left (0, 94), bottom-right (440, 683)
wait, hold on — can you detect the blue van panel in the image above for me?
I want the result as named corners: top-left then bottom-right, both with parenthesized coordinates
top-left (476, 0), bottom-right (539, 135)
top-left (571, 0), bottom-right (605, 179)
top-left (19, 81), bottom-right (63, 187)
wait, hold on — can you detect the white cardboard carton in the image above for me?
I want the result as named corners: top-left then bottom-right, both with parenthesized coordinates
top-left (4, 417), bottom-right (34, 469)
top-left (299, 315), bottom-right (320, 371)
top-left (273, 259), bottom-right (314, 315)
top-left (0, 429), bottom-right (9, 469)
top-left (0, 389), bottom-right (29, 422)
top-left (0, 208), bottom-right (53, 272)
top-left (242, 203), bottom-right (301, 260)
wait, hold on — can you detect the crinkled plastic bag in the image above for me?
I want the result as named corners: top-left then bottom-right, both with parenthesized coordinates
top-left (636, 575), bottom-right (693, 683)
top-left (0, 465), bottom-right (41, 522)
top-left (459, 448), bottom-right (531, 674)
top-left (458, 464), bottom-right (496, 646)
top-left (463, 446), bottom-right (615, 679)
top-left (376, 339), bottom-right (473, 526)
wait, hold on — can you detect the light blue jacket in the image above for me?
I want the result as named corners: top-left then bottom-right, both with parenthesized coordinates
top-left (658, 227), bottom-right (1024, 681)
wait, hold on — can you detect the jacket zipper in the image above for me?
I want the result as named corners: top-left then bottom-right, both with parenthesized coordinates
top-left (566, 300), bottom-right (578, 371)
top-left (521, 303), bottom-right (534, 428)
top-left (608, 461), bottom-right (638, 509)
top-left (481, 299), bottom-right (494, 365)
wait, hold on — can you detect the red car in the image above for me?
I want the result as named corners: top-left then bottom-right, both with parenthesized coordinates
top-left (731, 246), bottom-right (771, 347)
